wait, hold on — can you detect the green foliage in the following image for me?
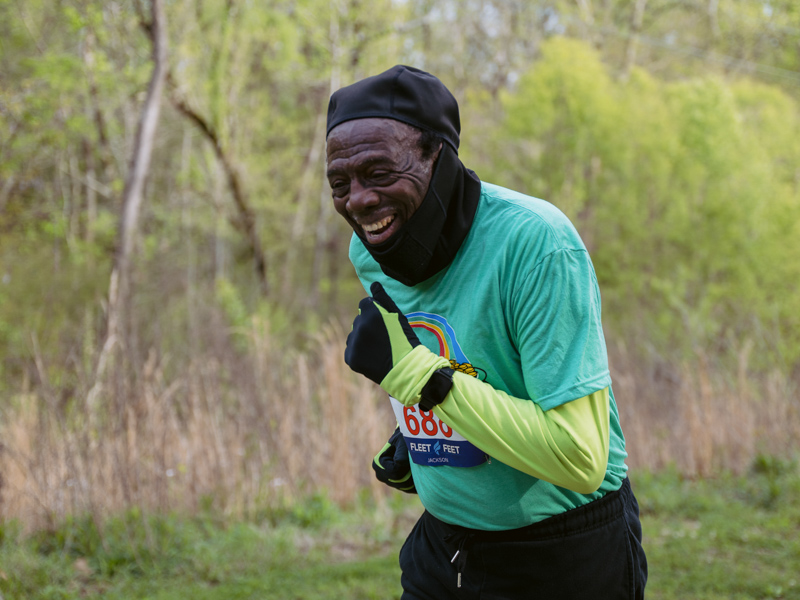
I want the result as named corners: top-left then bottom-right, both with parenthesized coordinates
top-left (271, 491), bottom-right (339, 529)
top-left (492, 37), bottom-right (800, 366)
top-left (28, 510), bottom-right (197, 579)
top-left (0, 222), bottom-right (110, 392)
top-left (2, 0), bottom-right (795, 397)
top-left (752, 455), bottom-right (797, 507)
top-left (499, 37), bottom-right (617, 218)
top-left (214, 277), bottom-right (249, 336)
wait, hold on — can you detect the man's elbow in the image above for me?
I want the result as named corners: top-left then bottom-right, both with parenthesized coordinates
top-left (556, 390), bottom-right (611, 494)
top-left (564, 443), bottom-right (607, 494)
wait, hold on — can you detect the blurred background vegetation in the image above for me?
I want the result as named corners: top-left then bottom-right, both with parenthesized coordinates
top-left (1, 0), bottom-right (799, 538)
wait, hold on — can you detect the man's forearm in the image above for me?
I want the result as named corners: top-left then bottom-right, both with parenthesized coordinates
top-left (436, 382), bottom-right (609, 494)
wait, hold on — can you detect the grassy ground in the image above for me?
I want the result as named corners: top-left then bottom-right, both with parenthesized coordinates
top-left (2, 462), bottom-right (799, 600)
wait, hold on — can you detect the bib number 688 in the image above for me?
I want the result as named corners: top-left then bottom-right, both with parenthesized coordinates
top-left (403, 406), bottom-right (453, 438)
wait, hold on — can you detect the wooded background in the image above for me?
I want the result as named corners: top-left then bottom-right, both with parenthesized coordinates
top-left (1, 0), bottom-right (799, 531)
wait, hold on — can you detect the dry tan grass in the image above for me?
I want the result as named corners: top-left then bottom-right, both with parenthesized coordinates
top-left (1, 320), bottom-right (798, 532)
top-left (0, 319), bottom-right (394, 532)
top-left (610, 341), bottom-right (800, 477)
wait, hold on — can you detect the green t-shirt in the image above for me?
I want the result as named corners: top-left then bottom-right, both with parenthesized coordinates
top-left (350, 181), bottom-right (628, 530)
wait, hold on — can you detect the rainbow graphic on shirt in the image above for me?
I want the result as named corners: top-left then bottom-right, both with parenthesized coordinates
top-left (406, 311), bottom-right (487, 381)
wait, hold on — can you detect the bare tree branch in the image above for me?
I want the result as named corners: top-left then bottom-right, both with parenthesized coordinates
top-left (166, 73), bottom-right (269, 295)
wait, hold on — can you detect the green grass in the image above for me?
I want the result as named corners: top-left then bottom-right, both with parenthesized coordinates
top-left (637, 458), bottom-right (800, 600)
top-left (2, 462), bottom-right (799, 600)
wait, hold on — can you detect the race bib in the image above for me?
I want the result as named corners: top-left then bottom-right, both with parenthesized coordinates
top-left (390, 396), bottom-right (487, 467)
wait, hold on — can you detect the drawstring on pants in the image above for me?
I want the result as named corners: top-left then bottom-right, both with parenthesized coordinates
top-left (445, 532), bottom-right (475, 589)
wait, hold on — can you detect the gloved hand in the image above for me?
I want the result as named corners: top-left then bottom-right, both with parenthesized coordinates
top-left (345, 282), bottom-right (451, 406)
top-left (372, 427), bottom-right (416, 493)
top-left (344, 282), bottom-right (421, 385)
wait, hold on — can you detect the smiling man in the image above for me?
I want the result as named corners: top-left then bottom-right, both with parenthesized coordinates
top-left (326, 65), bottom-right (647, 600)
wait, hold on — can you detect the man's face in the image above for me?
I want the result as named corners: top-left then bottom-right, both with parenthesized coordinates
top-left (326, 118), bottom-right (439, 245)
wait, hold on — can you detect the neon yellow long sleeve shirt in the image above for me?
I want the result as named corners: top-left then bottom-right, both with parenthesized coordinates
top-left (382, 345), bottom-right (609, 494)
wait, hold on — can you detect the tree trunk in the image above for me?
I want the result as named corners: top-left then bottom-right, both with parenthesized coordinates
top-left (309, 10), bottom-right (343, 311)
top-left (623, 0), bottom-right (648, 78)
top-left (281, 103), bottom-right (328, 299)
top-left (83, 138), bottom-right (97, 246)
top-left (707, 0), bottom-right (720, 43)
top-left (575, 0), bottom-right (597, 44)
top-left (83, 30), bottom-right (115, 186)
top-left (180, 128), bottom-right (198, 347)
top-left (0, 175), bottom-right (15, 214)
top-left (87, 0), bottom-right (168, 413)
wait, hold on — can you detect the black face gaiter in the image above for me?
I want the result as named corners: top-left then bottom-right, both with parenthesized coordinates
top-left (353, 144), bottom-right (481, 287)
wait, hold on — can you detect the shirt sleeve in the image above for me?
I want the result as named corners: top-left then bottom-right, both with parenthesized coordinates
top-left (508, 247), bottom-right (611, 411)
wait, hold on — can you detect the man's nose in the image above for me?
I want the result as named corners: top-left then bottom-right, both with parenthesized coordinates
top-left (347, 180), bottom-right (379, 213)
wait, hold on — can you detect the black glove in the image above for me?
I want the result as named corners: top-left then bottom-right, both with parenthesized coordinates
top-left (372, 427), bottom-right (416, 494)
top-left (345, 282), bottom-right (421, 385)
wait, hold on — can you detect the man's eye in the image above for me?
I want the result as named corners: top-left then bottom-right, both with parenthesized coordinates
top-left (370, 171), bottom-right (394, 184)
top-left (330, 180), bottom-right (349, 196)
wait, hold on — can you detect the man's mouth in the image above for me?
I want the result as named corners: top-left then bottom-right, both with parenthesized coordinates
top-left (362, 215), bottom-right (394, 234)
top-left (360, 215), bottom-right (396, 242)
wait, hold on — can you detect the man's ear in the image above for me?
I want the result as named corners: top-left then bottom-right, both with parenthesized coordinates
top-left (432, 141), bottom-right (443, 164)
top-left (424, 142), bottom-right (443, 174)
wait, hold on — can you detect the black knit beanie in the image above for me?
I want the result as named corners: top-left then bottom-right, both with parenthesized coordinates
top-left (327, 65), bottom-right (461, 151)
